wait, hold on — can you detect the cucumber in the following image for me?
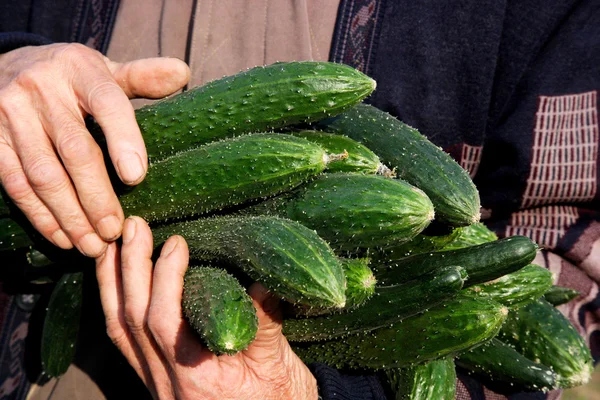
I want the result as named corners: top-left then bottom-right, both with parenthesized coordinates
top-left (385, 358), bottom-right (456, 400)
top-left (456, 338), bottom-right (558, 393)
top-left (289, 131), bottom-right (394, 176)
top-left (120, 133), bottom-right (337, 223)
top-left (243, 173), bottom-right (435, 251)
top-left (153, 215), bottom-right (346, 308)
top-left (182, 266), bottom-right (258, 355)
top-left (288, 257), bottom-right (375, 317)
top-left (90, 62), bottom-right (376, 163)
top-left (374, 236), bottom-right (538, 287)
top-left (283, 265), bottom-right (465, 342)
top-left (544, 285), bottom-right (580, 306)
top-left (41, 272), bottom-right (83, 377)
top-left (293, 293), bottom-right (508, 370)
top-left (441, 222), bottom-right (498, 251)
top-left (498, 299), bottom-right (593, 388)
top-left (0, 217), bottom-right (33, 251)
top-left (315, 103), bottom-right (480, 226)
top-left (371, 229), bottom-right (460, 260)
top-left (465, 264), bottom-right (553, 308)
top-left (340, 257), bottom-right (376, 309)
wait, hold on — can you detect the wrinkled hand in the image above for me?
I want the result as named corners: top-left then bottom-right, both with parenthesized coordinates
top-left (96, 216), bottom-right (318, 400)
top-left (0, 43), bottom-right (190, 256)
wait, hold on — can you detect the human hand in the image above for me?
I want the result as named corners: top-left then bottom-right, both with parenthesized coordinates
top-left (0, 43), bottom-right (190, 257)
top-left (96, 216), bottom-right (318, 400)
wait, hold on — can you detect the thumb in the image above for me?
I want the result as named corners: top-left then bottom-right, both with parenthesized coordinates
top-left (244, 283), bottom-right (285, 355)
top-left (106, 57), bottom-right (191, 99)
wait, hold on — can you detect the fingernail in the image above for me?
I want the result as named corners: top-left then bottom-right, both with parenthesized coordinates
top-left (122, 218), bottom-right (137, 244)
top-left (51, 229), bottom-right (73, 249)
top-left (97, 215), bottom-right (122, 241)
top-left (117, 153), bottom-right (146, 185)
top-left (79, 232), bottom-right (108, 258)
top-left (161, 237), bottom-right (179, 257)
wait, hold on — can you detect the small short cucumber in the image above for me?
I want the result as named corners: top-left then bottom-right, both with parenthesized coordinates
top-left (153, 216), bottom-right (346, 309)
top-left (374, 236), bottom-right (538, 287)
top-left (244, 173), bottom-right (435, 251)
top-left (441, 222), bottom-right (498, 251)
top-left (465, 264), bottom-right (553, 308)
top-left (120, 133), bottom-right (335, 223)
top-left (90, 62), bottom-right (376, 163)
top-left (283, 265), bottom-right (465, 342)
top-left (289, 131), bottom-right (394, 176)
top-left (293, 293), bottom-right (508, 370)
top-left (456, 338), bottom-right (558, 393)
top-left (315, 103), bottom-right (480, 226)
top-left (182, 266), bottom-right (258, 355)
top-left (544, 285), bottom-right (580, 306)
top-left (498, 299), bottom-right (593, 388)
top-left (385, 358), bottom-right (457, 400)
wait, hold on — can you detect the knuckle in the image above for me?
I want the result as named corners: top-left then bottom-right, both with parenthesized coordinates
top-left (56, 126), bottom-right (100, 162)
top-left (26, 156), bottom-right (67, 193)
top-left (13, 68), bottom-right (42, 92)
top-left (1, 167), bottom-right (31, 205)
top-left (105, 317), bottom-right (130, 348)
top-left (123, 303), bottom-right (147, 334)
top-left (56, 43), bottom-right (96, 63)
top-left (87, 81), bottom-right (125, 117)
top-left (146, 310), bottom-right (167, 340)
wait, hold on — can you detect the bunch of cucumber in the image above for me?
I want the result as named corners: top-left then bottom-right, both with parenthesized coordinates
top-left (0, 61), bottom-right (592, 396)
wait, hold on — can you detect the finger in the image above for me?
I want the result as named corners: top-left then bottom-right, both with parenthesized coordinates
top-left (106, 57), bottom-right (191, 99)
top-left (95, 242), bottom-right (146, 377)
top-left (147, 236), bottom-right (192, 353)
top-left (41, 102), bottom-right (124, 242)
top-left (8, 111), bottom-right (106, 257)
top-left (0, 142), bottom-right (72, 249)
top-left (120, 217), bottom-right (175, 399)
top-left (71, 57), bottom-right (147, 186)
top-left (243, 283), bottom-right (285, 357)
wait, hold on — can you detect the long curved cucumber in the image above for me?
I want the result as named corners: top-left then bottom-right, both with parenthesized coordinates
top-left (293, 293), bottom-right (507, 370)
top-left (315, 103), bottom-right (480, 226)
top-left (153, 216), bottom-right (346, 309)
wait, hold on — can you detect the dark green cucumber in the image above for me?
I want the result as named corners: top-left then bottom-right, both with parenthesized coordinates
top-left (498, 299), bottom-right (593, 388)
top-left (244, 173), bottom-right (434, 251)
top-left (0, 217), bottom-right (33, 251)
top-left (315, 103), bottom-right (480, 226)
top-left (374, 236), bottom-right (538, 287)
top-left (385, 358), bottom-right (456, 400)
top-left (90, 62), bottom-right (375, 163)
top-left (290, 131), bottom-right (394, 176)
top-left (283, 265), bottom-right (465, 342)
top-left (182, 266), bottom-right (258, 355)
top-left (41, 272), bottom-right (83, 377)
top-left (544, 285), bottom-right (580, 306)
top-left (120, 133), bottom-right (335, 223)
top-left (293, 293), bottom-right (508, 370)
top-left (466, 264), bottom-right (553, 308)
top-left (441, 222), bottom-right (498, 251)
top-left (371, 229), bottom-right (460, 260)
top-left (153, 216), bottom-right (345, 308)
top-left (456, 338), bottom-right (558, 392)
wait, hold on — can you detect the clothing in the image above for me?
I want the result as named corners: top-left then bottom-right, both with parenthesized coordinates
top-left (1, 1), bottom-right (599, 399)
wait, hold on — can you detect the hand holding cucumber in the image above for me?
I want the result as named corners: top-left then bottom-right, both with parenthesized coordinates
top-left (0, 43), bottom-right (189, 257)
top-left (96, 217), bottom-right (318, 400)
